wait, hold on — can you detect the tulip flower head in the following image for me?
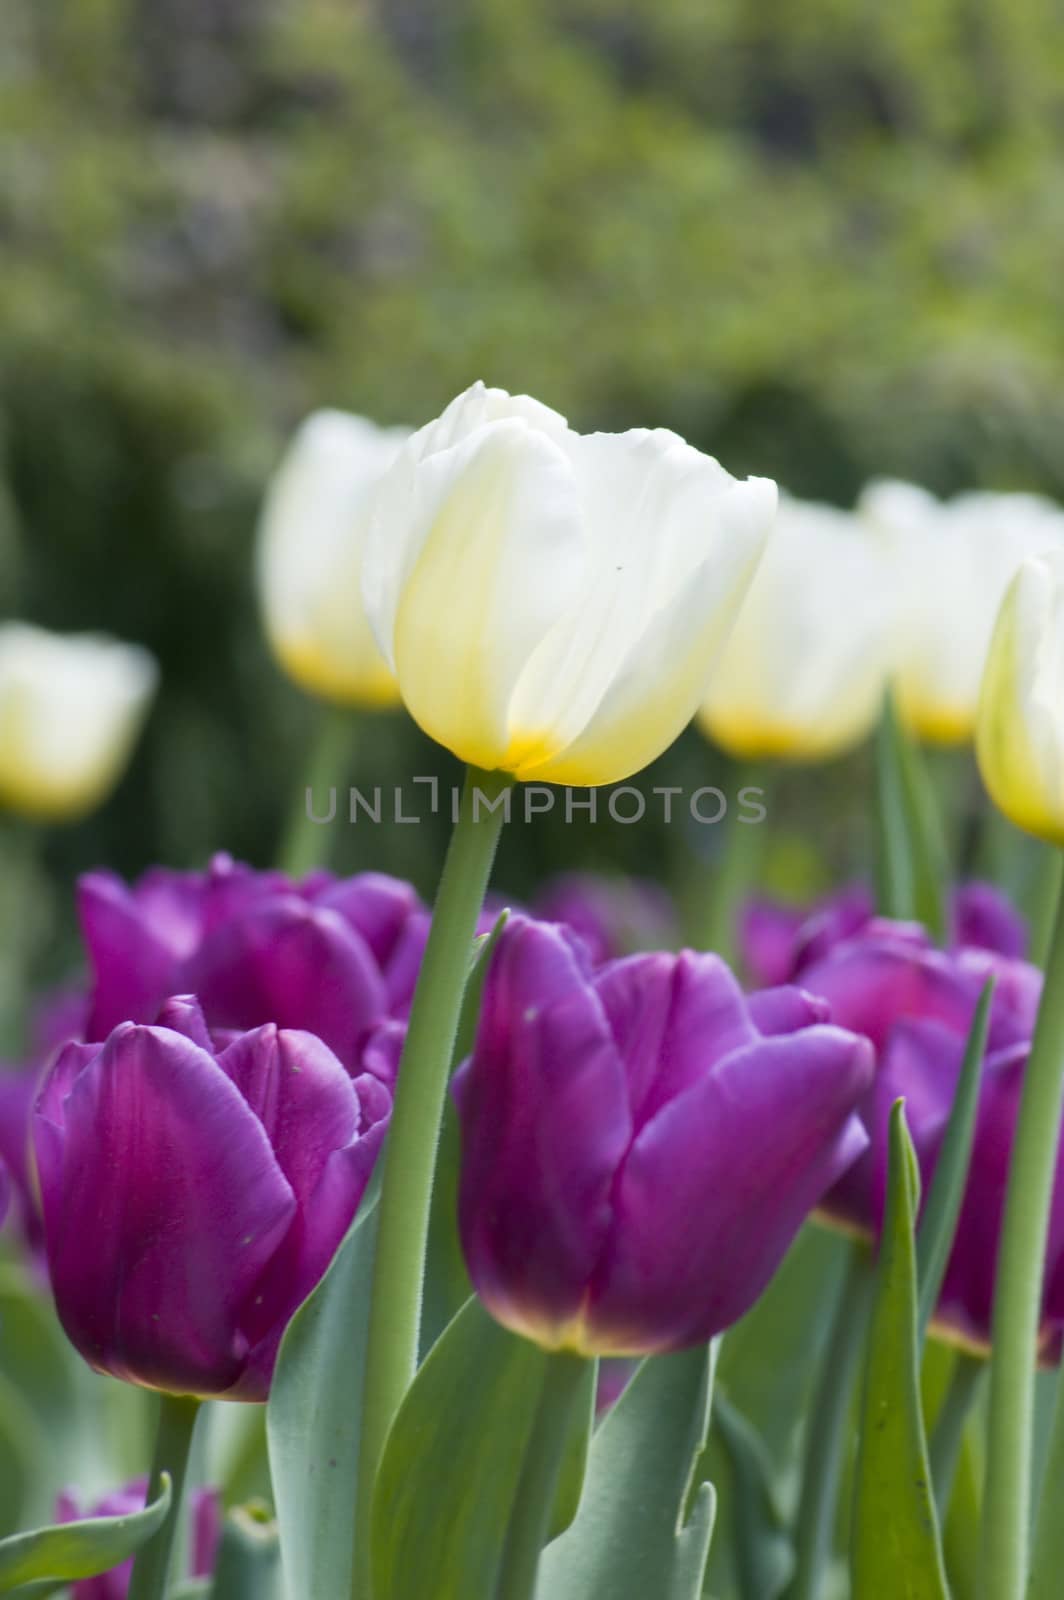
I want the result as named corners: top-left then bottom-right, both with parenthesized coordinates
top-left (257, 410), bottom-right (407, 707)
top-left (454, 916), bottom-right (872, 1355)
top-left (860, 480), bottom-right (1064, 745)
top-left (78, 855), bottom-right (427, 1061)
top-left (977, 550), bottom-right (1064, 845)
top-left (35, 997), bottom-right (389, 1399)
top-left (56, 1480), bottom-right (220, 1600)
top-left (797, 919), bottom-right (1064, 1354)
top-left (363, 382), bottom-right (777, 785)
top-left (0, 624), bottom-right (157, 821)
top-left (698, 494), bottom-right (891, 761)
top-left (741, 880), bottom-right (1027, 988)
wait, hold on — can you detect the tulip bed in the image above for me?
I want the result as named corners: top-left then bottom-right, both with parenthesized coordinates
top-left (4, 383), bottom-right (1064, 1600)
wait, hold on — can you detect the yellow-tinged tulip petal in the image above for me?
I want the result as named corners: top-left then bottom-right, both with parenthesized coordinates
top-left (977, 553), bottom-right (1064, 845)
top-left (0, 624), bottom-right (157, 821)
top-left (256, 411), bottom-right (407, 708)
top-left (860, 480), bottom-right (1064, 745)
top-left (364, 382), bottom-right (777, 785)
top-left (697, 494), bottom-right (891, 762)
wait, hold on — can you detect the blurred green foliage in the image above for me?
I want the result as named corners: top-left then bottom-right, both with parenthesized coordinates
top-left (1, 0), bottom-right (1062, 964)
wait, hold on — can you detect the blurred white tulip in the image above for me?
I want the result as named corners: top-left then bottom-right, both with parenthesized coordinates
top-left (698, 494), bottom-right (891, 761)
top-left (977, 551), bottom-right (1064, 845)
top-left (860, 480), bottom-right (1064, 744)
top-left (257, 410), bottom-right (408, 707)
top-left (363, 381), bottom-right (777, 785)
top-left (0, 624), bottom-right (157, 820)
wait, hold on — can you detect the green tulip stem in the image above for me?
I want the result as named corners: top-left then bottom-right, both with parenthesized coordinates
top-left (495, 1349), bottom-right (588, 1600)
top-left (354, 765), bottom-right (512, 1600)
top-left (980, 851), bottom-right (1064, 1600)
top-left (693, 762), bottom-right (771, 965)
top-left (928, 1351), bottom-right (984, 1517)
top-left (126, 1394), bottom-right (201, 1600)
top-left (277, 702), bottom-right (354, 877)
top-left (786, 1244), bottom-right (874, 1600)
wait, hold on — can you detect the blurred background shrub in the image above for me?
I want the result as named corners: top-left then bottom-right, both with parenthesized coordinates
top-left (1, 0), bottom-right (1061, 965)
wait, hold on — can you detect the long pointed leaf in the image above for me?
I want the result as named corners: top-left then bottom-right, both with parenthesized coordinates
top-left (916, 980), bottom-right (993, 1339)
top-left (851, 1102), bottom-right (949, 1598)
top-left (371, 1294), bottom-right (553, 1600)
top-left (0, 1476), bottom-right (171, 1592)
top-left (265, 1189), bottom-right (379, 1600)
top-left (538, 1343), bottom-right (718, 1600)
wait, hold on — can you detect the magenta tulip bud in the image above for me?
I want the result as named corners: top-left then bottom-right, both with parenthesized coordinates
top-left (34, 996), bottom-right (388, 1400)
top-left (56, 1480), bottom-right (221, 1599)
top-left (78, 856), bottom-right (427, 1067)
top-left (453, 916), bottom-right (873, 1356)
top-left (798, 920), bottom-right (1063, 1354)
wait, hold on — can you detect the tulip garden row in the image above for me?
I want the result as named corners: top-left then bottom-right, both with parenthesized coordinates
top-left (3, 382), bottom-right (1064, 1600)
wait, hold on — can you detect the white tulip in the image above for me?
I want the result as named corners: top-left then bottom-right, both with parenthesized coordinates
top-left (977, 552), bottom-right (1064, 845)
top-left (257, 410), bottom-right (408, 706)
top-left (860, 480), bottom-right (1064, 744)
top-left (362, 382), bottom-right (777, 786)
top-left (0, 624), bottom-right (157, 820)
top-left (697, 494), bottom-right (892, 761)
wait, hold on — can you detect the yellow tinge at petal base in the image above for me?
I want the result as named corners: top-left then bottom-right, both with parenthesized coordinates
top-left (977, 553), bottom-right (1064, 845)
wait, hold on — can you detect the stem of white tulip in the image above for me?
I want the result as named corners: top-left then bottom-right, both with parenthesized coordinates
top-left (353, 765), bottom-right (512, 1600)
top-left (126, 1394), bottom-right (201, 1600)
top-left (277, 702), bottom-right (354, 877)
top-left (979, 850), bottom-right (1064, 1600)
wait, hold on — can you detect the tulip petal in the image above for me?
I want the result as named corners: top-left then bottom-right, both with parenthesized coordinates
top-left (516, 473), bottom-right (776, 786)
top-left (35, 1024), bottom-right (296, 1396)
top-left (594, 950), bottom-right (756, 1128)
top-left (454, 917), bottom-right (632, 1344)
top-left (216, 1025), bottom-right (361, 1208)
top-left (313, 872), bottom-right (424, 969)
top-left (747, 985), bottom-right (831, 1036)
top-left (385, 419), bottom-right (588, 773)
top-left (588, 1028), bottom-right (873, 1350)
top-left (799, 941), bottom-right (984, 1054)
top-left (952, 881), bottom-right (1028, 959)
top-left (186, 897), bottom-right (385, 1072)
top-left (78, 873), bottom-right (185, 1039)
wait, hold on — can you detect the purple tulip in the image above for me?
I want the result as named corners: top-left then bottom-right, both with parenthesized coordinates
top-left (56, 1480), bottom-right (220, 1599)
top-left (532, 873), bottom-right (679, 965)
top-left (0, 1158), bottom-right (8, 1230)
top-left (453, 916), bottom-right (873, 1355)
top-left (78, 855), bottom-right (427, 1069)
top-left (741, 879), bottom-right (1027, 987)
top-left (34, 996), bottom-right (388, 1399)
top-left (795, 920), bottom-right (1063, 1353)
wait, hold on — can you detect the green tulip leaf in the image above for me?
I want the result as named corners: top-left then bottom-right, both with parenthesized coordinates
top-left (0, 1473), bottom-right (171, 1592)
top-left (372, 1293), bottom-right (589, 1600)
top-left (712, 1390), bottom-right (793, 1600)
top-left (915, 979), bottom-right (993, 1340)
top-left (851, 1101), bottom-right (949, 1598)
top-left (875, 693), bottom-right (949, 939)
top-left (207, 1503), bottom-right (280, 1600)
top-left (538, 1342), bottom-right (719, 1600)
top-left (421, 910), bottom-right (508, 1356)
top-left (266, 1188), bottom-right (380, 1600)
